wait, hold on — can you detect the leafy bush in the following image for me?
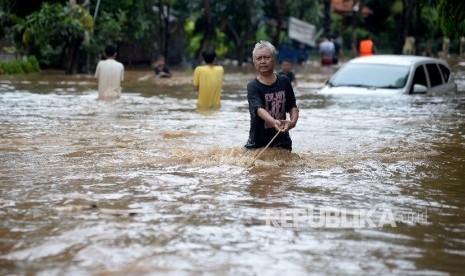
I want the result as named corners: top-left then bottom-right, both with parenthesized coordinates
top-left (27, 56), bottom-right (40, 71)
top-left (0, 56), bottom-right (40, 74)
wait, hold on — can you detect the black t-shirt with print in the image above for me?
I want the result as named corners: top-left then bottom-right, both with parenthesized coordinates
top-left (245, 74), bottom-right (297, 151)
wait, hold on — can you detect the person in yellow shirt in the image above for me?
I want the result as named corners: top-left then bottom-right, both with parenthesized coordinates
top-left (192, 50), bottom-right (224, 110)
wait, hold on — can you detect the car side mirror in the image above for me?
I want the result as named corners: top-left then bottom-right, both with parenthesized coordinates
top-left (412, 84), bottom-right (427, 94)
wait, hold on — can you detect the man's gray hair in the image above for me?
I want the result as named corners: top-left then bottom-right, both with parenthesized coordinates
top-left (252, 40), bottom-right (277, 58)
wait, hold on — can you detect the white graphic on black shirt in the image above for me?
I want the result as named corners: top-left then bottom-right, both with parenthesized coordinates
top-left (264, 90), bottom-right (286, 129)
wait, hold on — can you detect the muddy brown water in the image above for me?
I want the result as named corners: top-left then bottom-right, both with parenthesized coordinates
top-left (1, 63), bottom-right (465, 275)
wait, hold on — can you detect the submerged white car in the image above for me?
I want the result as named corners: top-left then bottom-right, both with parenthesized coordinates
top-left (319, 55), bottom-right (457, 94)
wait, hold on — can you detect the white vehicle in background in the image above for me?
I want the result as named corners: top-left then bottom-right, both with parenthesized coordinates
top-left (319, 55), bottom-right (457, 95)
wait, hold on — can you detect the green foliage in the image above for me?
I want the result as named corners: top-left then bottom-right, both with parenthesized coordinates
top-left (11, 2), bottom-right (93, 67)
top-left (3, 0), bottom-right (464, 70)
top-left (1, 8), bottom-right (22, 48)
top-left (217, 0), bottom-right (264, 59)
top-left (119, 0), bottom-right (154, 41)
top-left (89, 10), bottom-right (126, 57)
top-left (420, 6), bottom-right (439, 38)
top-left (88, 0), bottom-right (158, 67)
top-left (330, 12), bottom-right (343, 36)
top-left (341, 27), bottom-right (372, 49)
top-left (391, 0), bottom-right (403, 14)
top-left (0, 56), bottom-right (40, 74)
top-left (183, 20), bottom-right (202, 60)
top-left (435, 0), bottom-right (465, 39)
top-left (215, 29), bottom-right (228, 58)
top-left (0, 9), bottom-right (9, 39)
top-left (288, 0), bottom-right (321, 25)
top-left (27, 56), bottom-right (40, 71)
top-left (255, 25), bottom-right (270, 42)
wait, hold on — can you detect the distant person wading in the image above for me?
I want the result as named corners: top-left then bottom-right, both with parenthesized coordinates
top-left (153, 55), bottom-right (171, 78)
top-left (359, 35), bottom-right (377, 56)
top-left (94, 45), bottom-right (124, 101)
top-left (192, 50), bottom-right (224, 110)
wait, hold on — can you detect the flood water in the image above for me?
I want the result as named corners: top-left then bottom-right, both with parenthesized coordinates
top-left (1, 62), bottom-right (465, 275)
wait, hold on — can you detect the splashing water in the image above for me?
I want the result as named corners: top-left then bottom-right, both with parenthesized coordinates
top-left (0, 67), bottom-right (465, 275)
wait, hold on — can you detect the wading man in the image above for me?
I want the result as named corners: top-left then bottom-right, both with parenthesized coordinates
top-left (192, 50), bottom-right (224, 110)
top-left (153, 55), bottom-right (171, 78)
top-left (245, 41), bottom-right (299, 151)
top-left (94, 45), bottom-right (124, 101)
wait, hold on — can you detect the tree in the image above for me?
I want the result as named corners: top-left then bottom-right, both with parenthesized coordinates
top-left (199, 0), bottom-right (215, 56)
top-left (430, 0), bottom-right (465, 39)
top-left (272, 0), bottom-right (288, 47)
top-left (87, 8), bottom-right (126, 64)
top-left (172, 0), bottom-right (216, 62)
top-left (221, 0), bottom-right (256, 65)
top-left (116, 0), bottom-right (159, 66)
top-left (323, 0), bottom-right (331, 35)
top-left (288, 0), bottom-right (320, 24)
top-left (394, 0), bottom-right (416, 54)
top-left (14, 2), bottom-right (93, 73)
top-left (174, 0), bottom-right (258, 64)
top-left (351, 0), bottom-right (359, 57)
top-left (157, 0), bottom-right (171, 60)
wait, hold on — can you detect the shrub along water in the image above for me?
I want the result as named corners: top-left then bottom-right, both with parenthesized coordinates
top-left (0, 56), bottom-right (40, 74)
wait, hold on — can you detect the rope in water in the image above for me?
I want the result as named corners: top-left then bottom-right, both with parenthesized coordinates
top-left (248, 130), bottom-right (281, 167)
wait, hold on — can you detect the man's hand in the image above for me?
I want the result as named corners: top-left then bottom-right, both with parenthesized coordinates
top-left (257, 108), bottom-right (297, 133)
top-left (273, 119), bottom-right (283, 132)
top-left (279, 120), bottom-right (296, 132)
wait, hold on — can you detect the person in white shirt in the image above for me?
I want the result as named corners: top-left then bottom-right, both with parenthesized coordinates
top-left (318, 36), bottom-right (335, 66)
top-left (94, 45), bottom-right (124, 101)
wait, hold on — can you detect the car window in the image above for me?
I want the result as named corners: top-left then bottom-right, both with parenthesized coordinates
top-left (330, 63), bottom-right (409, 88)
top-left (439, 64), bottom-right (450, 82)
top-left (412, 65), bottom-right (427, 86)
top-left (426, 63), bottom-right (443, 87)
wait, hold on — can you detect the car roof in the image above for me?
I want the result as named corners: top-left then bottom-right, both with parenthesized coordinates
top-left (348, 55), bottom-right (448, 67)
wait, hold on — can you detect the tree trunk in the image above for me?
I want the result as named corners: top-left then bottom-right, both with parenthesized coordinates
top-left (226, 22), bottom-right (241, 60)
top-left (198, 0), bottom-right (214, 60)
top-left (163, 2), bottom-right (170, 60)
top-left (272, 0), bottom-right (287, 48)
top-left (158, 0), bottom-right (164, 55)
top-left (323, 0), bottom-right (331, 35)
top-left (63, 38), bottom-right (83, 75)
top-left (351, 0), bottom-right (359, 57)
top-left (395, 0), bottom-right (415, 54)
top-left (238, 0), bottom-right (253, 66)
top-left (83, 0), bottom-right (90, 73)
top-left (414, 0), bottom-right (421, 55)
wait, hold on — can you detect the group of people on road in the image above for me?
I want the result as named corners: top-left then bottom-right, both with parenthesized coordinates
top-left (318, 34), bottom-right (376, 66)
top-left (94, 34), bottom-right (379, 152)
top-left (94, 40), bottom-right (300, 153)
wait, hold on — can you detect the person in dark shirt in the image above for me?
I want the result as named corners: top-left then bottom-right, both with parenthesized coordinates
top-left (245, 41), bottom-right (299, 151)
top-left (278, 59), bottom-right (297, 88)
top-left (331, 35), bottom-right (343, 65)
top-left (153, 55), bottom-right (171, 78)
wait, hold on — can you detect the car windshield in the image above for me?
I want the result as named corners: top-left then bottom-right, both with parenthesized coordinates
top-left (329, 63), bottom-right (410, 89)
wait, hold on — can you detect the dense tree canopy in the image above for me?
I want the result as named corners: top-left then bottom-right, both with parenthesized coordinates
top-left (433, 0), bottom-right (465, 39)
top-left (0, 0), bottom-right (463, 73)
